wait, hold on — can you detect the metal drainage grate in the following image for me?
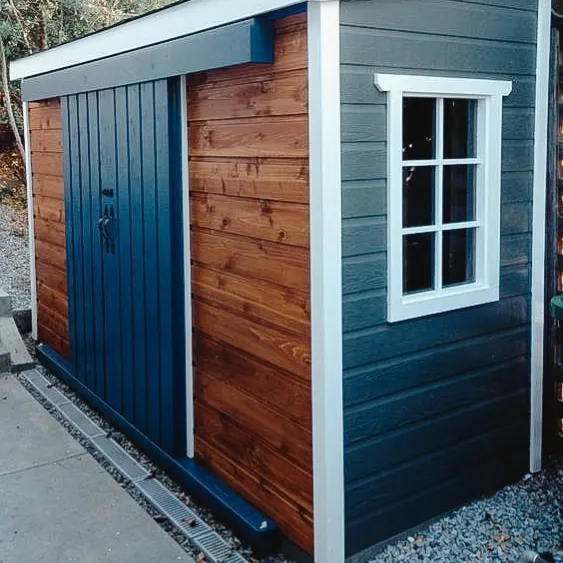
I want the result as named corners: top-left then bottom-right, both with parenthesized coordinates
top-left (20, 369), bottom-right (251, 563)
top-left (24, 371), bottom-right (71, 407)
top-left (90, 435), bottom-right (149, 482)
top-left (57, 401), bottom-right (105, 438)
top-left (135, 477), bottom-right (210, 538)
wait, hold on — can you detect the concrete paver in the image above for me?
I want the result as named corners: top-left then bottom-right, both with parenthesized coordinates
top-left (0, 374), bottom-right (192, 563)
top-left (0, 375), bottom-right (84, 476)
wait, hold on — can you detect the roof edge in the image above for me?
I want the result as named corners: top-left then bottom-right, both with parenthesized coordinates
top-left (10, 0), bottom-right (304, 81)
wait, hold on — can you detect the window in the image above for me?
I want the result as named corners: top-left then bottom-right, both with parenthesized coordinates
top-left (375, 74), bottom-right (512, 322)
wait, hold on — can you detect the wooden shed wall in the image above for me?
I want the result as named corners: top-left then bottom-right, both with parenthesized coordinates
top-left (29, 98), bottom-right (70, 359)
top-left (188, 13), bottom-right (313, 553)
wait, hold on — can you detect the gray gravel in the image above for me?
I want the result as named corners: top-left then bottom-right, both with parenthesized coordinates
top-left (366, 458), bottom-right (562, 563)
top-left (0, 203), bottom-right (30, 310)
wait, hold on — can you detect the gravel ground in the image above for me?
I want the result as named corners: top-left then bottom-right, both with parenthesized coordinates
top-left (0, 203), bottom-right (30, 310)
top-left (365, 457), bottom-right (562, 563)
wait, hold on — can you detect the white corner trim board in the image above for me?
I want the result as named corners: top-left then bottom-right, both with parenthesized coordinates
top-left (307, 1), bottom-right (345, 563)
top-left (22, 101), bottom-right (38, 340)
top-left (180, 75), bottom-right (194, 459)
top-left (10, 0), bottom-right (310, 80)
top-left (530, 0), bottom-right (551, 474)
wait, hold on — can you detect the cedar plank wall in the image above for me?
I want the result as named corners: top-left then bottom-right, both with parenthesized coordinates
top-left (28, 98), bottom-right (70, 359)
top-left (188, 14), bottom-right (313, 553)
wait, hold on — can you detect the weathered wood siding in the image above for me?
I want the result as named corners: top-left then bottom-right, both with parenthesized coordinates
top-left (29, 98), bottom-right (70, 359)
top-left (340, 0), bottom-right (537, 556)
top-left (188, 13), bottom-right (313, 553)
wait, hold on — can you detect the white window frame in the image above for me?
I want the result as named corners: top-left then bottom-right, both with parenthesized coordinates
top-left (375, 74), bottom-right (512, 323)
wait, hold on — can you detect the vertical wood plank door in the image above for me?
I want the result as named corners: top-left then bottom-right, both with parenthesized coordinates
top-left (188, 13), bottom-right (313, 554)
top-left (61, 80), bottom-right (186, 457)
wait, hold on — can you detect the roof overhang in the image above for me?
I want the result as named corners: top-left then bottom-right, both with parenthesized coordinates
top-left (10, 0), bottom-right (309, 81)
top-left (22, 17), bottom-right (274, 100)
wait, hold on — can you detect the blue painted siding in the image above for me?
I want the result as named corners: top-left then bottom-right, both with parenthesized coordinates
top-left (340, 0), bottom-right (537, 556)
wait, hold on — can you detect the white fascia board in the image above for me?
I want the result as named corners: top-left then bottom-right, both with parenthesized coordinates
top-left (375, 73), bottom-right (512, 97)
top-left (10, 0), bottom-right (305, 80)
top-left (529, 0), bottom-right (551, 474)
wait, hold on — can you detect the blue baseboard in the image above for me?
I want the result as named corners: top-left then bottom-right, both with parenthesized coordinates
top-left (36, 343), bottom-right (281, 553)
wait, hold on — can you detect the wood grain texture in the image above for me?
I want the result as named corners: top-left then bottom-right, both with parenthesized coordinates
top-left (192, 264), bottom-right (310, 336)
top-left (29, 106), bottom-right (64, 130)
top-left (194, 333), bottom-right (311, 427)
top-left (195, 370), bottom-right (312, 470)
top-left (29, 98), bottom-right (69, 360)
top-left (188, 70), bottom-right (308, 121)
top-left (196, 437), bottom-right (314, 554)
top-left (195, 401), bottom-right (312, 509)
top-left (190, 192), bottom-right (309, 247)
top-left (188, 157), bottom-right (308, 203)
top-left (191, 228), bottom-right (310, 291)
top-left (34, 194), bottom-right (65, 223)
top-left (193, 299), bottom-right (310, 381)
top-left (34, 238), bottom-right (66, 270)
top-left (30, 129), bottom-right (63, 153)
top-left (33, 173), bottom-right (65, 197)
top-left (189, 116), bottom-right (308, 158)
top-left (30, 153), bottom-right (63, 177)
top-left (189, 13), bottom-right (312, 553)
top-left (37, 283), bottom-right (69, 318)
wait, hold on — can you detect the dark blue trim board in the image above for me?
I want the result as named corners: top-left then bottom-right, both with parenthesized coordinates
top-left (36, 343), bottom-right (281, 552)
top-left (22, 17), bottom-right (274, 101)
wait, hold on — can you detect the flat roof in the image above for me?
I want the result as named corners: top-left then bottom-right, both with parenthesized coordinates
top-left (10, 0), bottom-right (307, 81)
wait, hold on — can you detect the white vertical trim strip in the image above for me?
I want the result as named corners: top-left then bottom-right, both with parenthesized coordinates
top-left (530, 0), bottom-right (551, 473)
top-left (388, 90), bottom-right (403, 319)
top-left (23, 101), bottom-right (38, 340)
top-left (180, 74), bottom-right (194, 459)
top-left (307, 1), bottom-right (345, 562)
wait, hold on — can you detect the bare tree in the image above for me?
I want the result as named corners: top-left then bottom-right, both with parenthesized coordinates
top-left (0, 36), bottom-right (24, 161)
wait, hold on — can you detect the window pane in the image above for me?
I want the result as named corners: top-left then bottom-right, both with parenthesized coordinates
top-left (403, 233), bottom-right (435, 294)
top-left (403, 166), bottom-right (435, 227)
top-left (444, 98), bottom-right (476, 159)
top-left (403, 98), bottom-right (436, 160)
top-left (443, 165), bottom-right (476, 223)
top-left (443, 229), bottom-right (476, 287)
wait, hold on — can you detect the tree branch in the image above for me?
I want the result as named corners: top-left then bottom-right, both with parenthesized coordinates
top-left (0, 37), bottom-right (25, 163)
top-left (7, 0), bottom-right (33, 55)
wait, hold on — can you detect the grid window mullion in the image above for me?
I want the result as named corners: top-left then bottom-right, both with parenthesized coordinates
top-left (435, 99), bottom-right (444, 290)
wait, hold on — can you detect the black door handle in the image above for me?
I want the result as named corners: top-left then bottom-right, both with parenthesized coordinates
top-left (98, 208), bottom-right (115, 254)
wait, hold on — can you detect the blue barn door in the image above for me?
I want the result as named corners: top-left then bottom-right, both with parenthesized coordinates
top-left (61, 79), bottom-right (186, 457)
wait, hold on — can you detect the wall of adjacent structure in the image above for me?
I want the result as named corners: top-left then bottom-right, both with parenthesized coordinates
top-left (339, 0), bottom-right (537, 556)
top-left (29, 98), bottom-right (70, 359)
top-left (187, 13), bottom-right (313, 554)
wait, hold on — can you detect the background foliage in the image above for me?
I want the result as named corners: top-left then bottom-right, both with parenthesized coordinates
top-left (0, 0), bottom-right (175, 149)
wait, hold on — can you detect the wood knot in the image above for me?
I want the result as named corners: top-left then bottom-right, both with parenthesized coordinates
top-left (260, 200), bottom-right (273, 214)
top-left (222, 216), bottom-right (230, 227)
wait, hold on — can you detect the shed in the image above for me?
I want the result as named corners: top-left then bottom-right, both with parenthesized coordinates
top-left (11, 0), bottom-right (551, 561)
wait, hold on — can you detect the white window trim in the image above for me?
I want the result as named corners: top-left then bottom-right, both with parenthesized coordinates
top-left (375, 73), bottom-right (512, 323)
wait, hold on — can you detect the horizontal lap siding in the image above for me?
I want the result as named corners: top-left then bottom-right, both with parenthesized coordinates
top-left (29, 98), bottom-right (70, 359)
top-left (188, 14), bottom-right (313, 554)
top-left (340, 0), bottom-right (536, 556)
